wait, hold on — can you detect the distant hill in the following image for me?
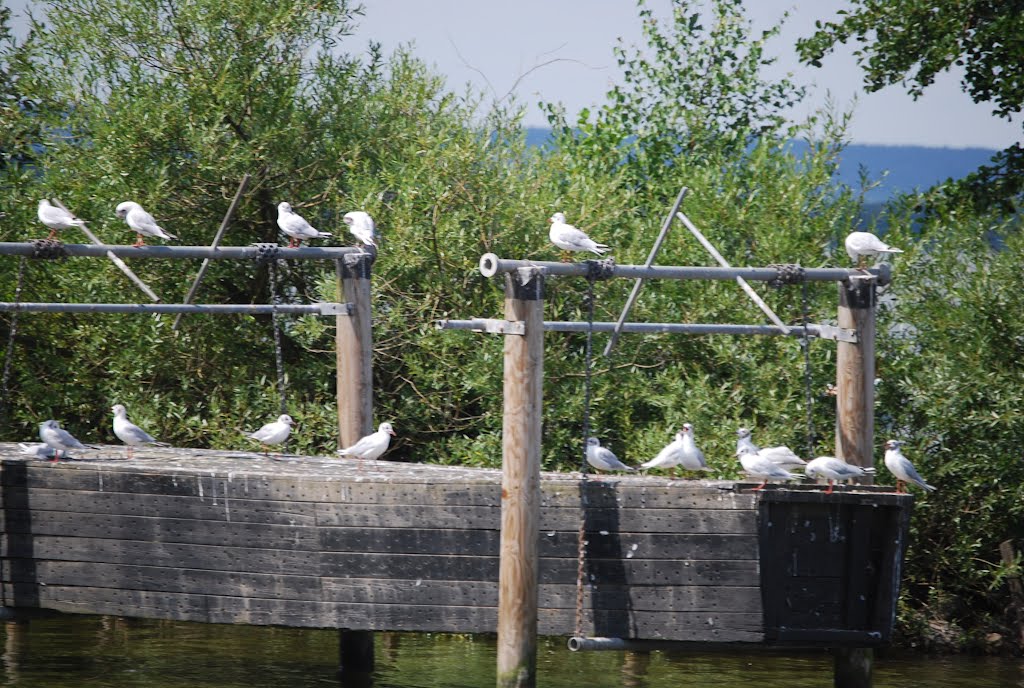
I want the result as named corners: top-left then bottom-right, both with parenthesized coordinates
top-left (524, 127), bottom-right (998, 203)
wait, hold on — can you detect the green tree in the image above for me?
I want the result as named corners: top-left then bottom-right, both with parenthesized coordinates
top-left (797, 0), bottom-right (1024, 213)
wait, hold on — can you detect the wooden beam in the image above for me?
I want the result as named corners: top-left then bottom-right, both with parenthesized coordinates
top-left (835, 280), bottom-right (876, 472)
top-left (497, 267), bottom-right (544, 688)
top-left (336, 251), bottom-right (374, 445)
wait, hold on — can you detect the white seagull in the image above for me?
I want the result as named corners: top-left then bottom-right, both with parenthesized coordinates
top-left (277, 201), bottom-right (331, 248)
top-left (38, 420), bottom-right (93, 460)
top-left (804, 456), bottom-right (876, 495)
top-left (642, 423), bottom-right (711, 473)
top-left (248, 414), bottom-right (294, 455)
top-left (548, 212), bottom-right (609, 258)
top-left (737, 446), bottom-right (801, 490)
top-left (337, 422), bottom-right (396, 461)
top-left (111, 404), bottom-right (169, 459)
top-left (585, 437), bottom-right (633, 472)
top-left (845, 231), bottom-right (903, 268)
top-left (883, 439), bottom-right (935, 493)
top-left (37, 199), bottom-right (86, 239)
top-left (736, 427), bottom-right (806, 468)
top-left (115, 201), bottom-right (176, 246)
top-left (18, 442), bottom-right (56, 459)
top-left (343, 211), bottom-right (378, 248)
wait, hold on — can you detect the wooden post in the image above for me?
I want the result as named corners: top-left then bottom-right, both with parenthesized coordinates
top-left (834, 647), bottom-right (873, 688)
top-left (335, 250), bottom-right (375, 678)
top-left (835, 279), bottom-right (876, 471)
top-left (496, 267), bottom-right (544, 688)
top-left (336, 251), bottom-right (375, 445)
top-left (835, 279), bottom-right (876, 687)
top-left (999, 539), bottom-right (1024, 651)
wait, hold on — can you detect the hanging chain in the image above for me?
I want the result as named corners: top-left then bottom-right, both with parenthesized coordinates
top-left (801, 279), bottom-right (816, 459)
top-left (267, 260), bottom-right (288, 418)
top-left (0, 257), bottom-right (28, 426)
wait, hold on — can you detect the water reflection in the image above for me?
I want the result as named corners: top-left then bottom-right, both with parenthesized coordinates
top-left (0, 615), bottom-right (1019, 687)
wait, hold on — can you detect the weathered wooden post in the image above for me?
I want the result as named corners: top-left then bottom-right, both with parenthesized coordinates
top-left (496, 266), bottom-right (544, 688)
top-left (835, 278), bottom-right (876, 471)
top-left (335, 250), bottom-right (375, 680)
top-left (336, 251), bottom-right (375, 445)
top-left (834, 276), bottom-right (877, 688)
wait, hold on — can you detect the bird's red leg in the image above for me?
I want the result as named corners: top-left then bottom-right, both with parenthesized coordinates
top-left (46, 229), bottom-right (57, 240)
top-left (751, 480), bottom-right (767, 491)
top-left (825, 480), bottom-right (834, 495)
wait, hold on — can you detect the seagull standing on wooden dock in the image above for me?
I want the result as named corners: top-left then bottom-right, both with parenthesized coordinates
top-left (37, 199), bottom-right (86, 239)
top-left (844, 231), bottom-right (903, 268)
top-left (735, 427), bottom-right (806, 469)
top-left (585, 437), bottom-right (633, 472)
top-left (548, 212), bottom-right (609, 260)
top-left (277, 202), bottom-right (331, 248)
top-left (736, 446), bottom-right (800, 490)
top-left (883, 439), bottom-right (935, 493)
top-left (115, 201), bottom-right (177, 246)
top-left (642, 424), bottom-right (711, 474)
top-left (343, 211), bottom-right (378, 248)
top-left (247, 414), bottom-right (294, 456)
top-left (38, 420), bottom-right (93, 461)
top-left (337, 422), bottom-right (396, 461)
top-left (804, 456), bottom-right (875, 494)
top-left (111, 404), bottom-right (169, 459)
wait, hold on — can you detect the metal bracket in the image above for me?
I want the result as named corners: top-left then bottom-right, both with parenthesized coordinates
top-left (436, 318), bottom-right (526, 335)
top-left (813, 324), bottom-right (858, 343)
top-left (317, 302), bottom-right (352, 316)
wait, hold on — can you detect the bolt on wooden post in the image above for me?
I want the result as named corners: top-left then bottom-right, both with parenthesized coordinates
top-left (496, 267), bottom-right (544, 688)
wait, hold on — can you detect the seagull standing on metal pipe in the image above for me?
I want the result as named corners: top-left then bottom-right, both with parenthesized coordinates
top-left (844, 231), bottom-right (902, 269)
top-left (276, 202), bottom-right (331, 248)
top-left (548, 212), bottom-right (609, 261)
top-left (116, 201), bottom-right (177, 246)
top-left (343, 210), bottom-right (378, 248)
top-left (37, 199), bottom-right (86, 239)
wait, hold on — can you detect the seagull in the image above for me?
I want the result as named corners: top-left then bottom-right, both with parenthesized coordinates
top-left (585, 437), bottom-right (633, 472)
top-left (883, 439), bottom-right (935, 493)
top-left (18, 442), bottom-right (56, 459)
top-left (736, 427), bottom-right (806, 468)
top-left (343, 211), bottom-right (378, 248)
top-left (805, 456), bottom-right (876, 495)
top-left (115, 201), bottom-right (176, 246)
top-left (37, 199), bottom-right (86, 239)
top-left (38, 420), bottom-right (94, 461)
top-left (337, 422), bottom-right (396, 461)
top-left (277, 201), bottom-right (331, 248)
top-left (845, 231), bottom-right (903, 268)
top-left (247, 414), bottom-right (294, 455)
top-left (111, 404), bottom-right (169, 459)
top-left (549, 212), bottom-right (609, 260)
top-left (736, 446), bottom-right (800, 490)
top-left (642, 423), bottom-right (711, 474)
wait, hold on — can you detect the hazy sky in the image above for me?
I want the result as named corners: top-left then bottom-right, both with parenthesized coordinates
top-left (5, 0), bottom-right (1020, 149)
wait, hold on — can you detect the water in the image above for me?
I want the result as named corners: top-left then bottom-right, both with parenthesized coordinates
top-left (0, 615), bottom-right (1020, 687)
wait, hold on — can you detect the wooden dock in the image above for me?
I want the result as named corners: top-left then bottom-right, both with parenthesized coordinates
top-left (0, 443), bottom-right (912, 646)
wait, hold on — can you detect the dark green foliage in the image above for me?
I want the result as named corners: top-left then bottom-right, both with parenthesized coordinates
top-left (797, 0), bottom-right (1024, 213)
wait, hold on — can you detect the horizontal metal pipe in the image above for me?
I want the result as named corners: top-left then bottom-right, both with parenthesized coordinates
top-left (439, 318), bottom-right (828, 338)
top-left (0, 302), bottom-right (339, 315)
top-left (0, 242), bottom-right (360, 261)
top-left (479, 252), bottom-right (890, 284)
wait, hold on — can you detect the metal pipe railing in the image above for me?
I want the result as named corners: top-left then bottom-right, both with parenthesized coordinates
top-left (438, 318), bottom-right (853, 340)
top-left (0, 242), bottom-right (360, 260)
top-left (0, 302), bottom-right (349, 315)
top-left (478, 253), bottom-right (891, 284)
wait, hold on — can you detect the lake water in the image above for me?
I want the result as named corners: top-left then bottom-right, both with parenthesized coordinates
top-left (1, 614), bottom-right (1021, 687)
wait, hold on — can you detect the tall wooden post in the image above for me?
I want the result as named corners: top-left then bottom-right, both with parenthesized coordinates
top-left (496, 267), bottom-right (544, 688)
top-left (834, 277), bottom-right (877, 688)
top-left (335, 250), bottom-right (375, 680)
top-left (336, 251), bottom-right (375, 446)
top-left (835, 279), bottom-right (876, 470)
